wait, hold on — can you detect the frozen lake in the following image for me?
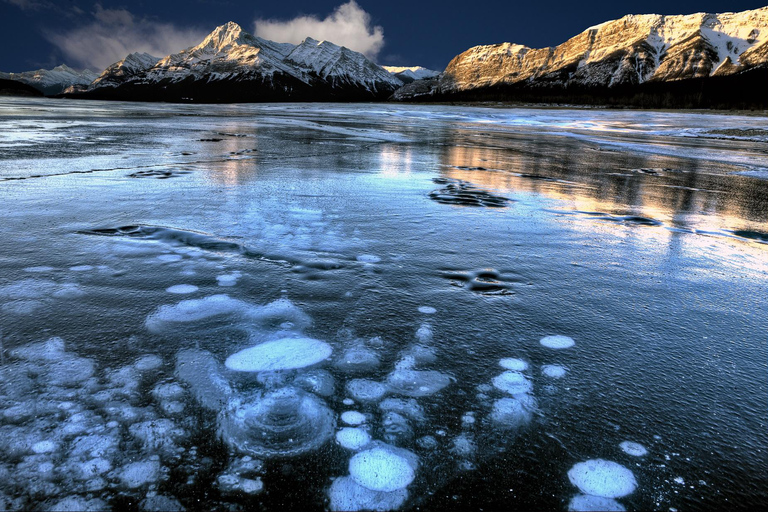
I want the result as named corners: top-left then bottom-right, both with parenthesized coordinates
top-left (0, 98), bottom-right (766, 511)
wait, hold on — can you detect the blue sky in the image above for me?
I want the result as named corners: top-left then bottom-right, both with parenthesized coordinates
top-left (1, 1), bottom-right (766, 72)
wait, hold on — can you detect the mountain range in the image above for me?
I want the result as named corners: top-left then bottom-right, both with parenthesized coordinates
top-left (1, 7), bottom-right (766, 107)
top-left (395, 6), bottom-right (768, 108)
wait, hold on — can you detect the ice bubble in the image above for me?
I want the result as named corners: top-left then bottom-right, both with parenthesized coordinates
top-left (73, 458), bottom-right (112, 480)
top-left (152, 382), bottom-right (185, 401)
top-left (31, 440), bottom-right (58, 454)
top-left (129, 419), bottom-right (185, 453)
top-left (343, 398), bottom-right (355, 405)
top-left (51, 283), bottom-right (85, 299)
top-left (216, 273), bottom-right (240, 287)
top-left (176, 349), bottom-right (233, 411)
top-left (46, 357), bottom-right (95, 387)
top-left (386, 369), bottom-right (451, 397)
top-left (139, 495), bottom-right (186, 512)
top-left (451, 433), bottom-right (476, 457)
top-left (157, 254), bottom-right (183, 262)
top-left (416, 436), bottom-right (438, 450)
top-left (118, 460), bottom-right (162, 488)
top-left (619, 441), bottom-right (648, 457)
top-left (217, 473), bottom-right (264, 495)
top-left (341, 411), bottom-right (367, 425)
top-left (415, 323), bottom-right (433, 343)
top-left (540, 335), bottom-right (575, 349)
top-left (334, 346), bottom-right (380, 373)
top-left (492, 371), bottom-right (533, 395)
top-left (490, 397), bottom-right (536, 429)
top-left (418, 306), bottom-right (437, 314)
top-left (69, 265), bottom-right (94, 272)
top-left (378, 398), bottom-right (426, 423)
top-left (46, 497), bottom-right (108, 512)
top-left (567, 459), bottom-right (637, 498)
top-left (166, 284), bottom-right (199, 294)
top-left (225, 337), bottom-right (332, 372)
top-left (349, 447), bottom-right (416, 492)
top-left (218, 387), bottom-right (335, 458)
top-left (542, 364), bottom-right (568, 379)
top-left (499, 358), bottom-right (528, 371)
top-left (135, 354), bottom-right (163, 371)
top-left (346, 379), bottom-right (388, 402)
top-left (10, 336), bottom-right (67, 361)
top-left (293, 369), bottom-right (336, 397)
top-left (24, 266), bottom-right (55, 273)
top-left (336, 428), bottom-right (372, 450)
top-left (356, 254), bottom-right (381, 263)
top-left (400, 345), bottom-right (437, 366)
top-left (382, 412), bottom-right (413, 445)
top-left (146, 294), bottom-right (247, 330)
top-left (568, 494), bottom-right (626, 511)
top-left (329, 475), bottom-right (408, 512)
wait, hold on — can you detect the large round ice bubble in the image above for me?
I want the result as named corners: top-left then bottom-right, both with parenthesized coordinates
top-left (492, 371), bottom-right (533, 395)
top-left (218, 387), bottom-right (335, 458)
top-left (568, 494), bottom-right (626, 512)
top-left (225, 337), bottom-right (332, 372)
top-left (567, 459), bottom-right (637, 498)
top-left (329, 476), bottom-right (408, 512)
top-left (386, 370), bottom-right (451, 397)
top-left (490, 396), bottom-right (536, 429)
top-left (619, 441), bottom-right (648, 457)
top-left (540, 335), bottom-right (575, 349)
top-left (349, 447), bottom-right (416, 492)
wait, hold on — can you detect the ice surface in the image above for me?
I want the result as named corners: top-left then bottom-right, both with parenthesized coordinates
top-left (117, 460), bottom-right (162, 488)
top-left (293, 369), bottom-right (336, 397)
top-left (329, 475), bottom-right (408, 511)
top-left (378, 398), bottom-right (426, 423)
top-left (335, 346), bottom-right (380, 373)
top-left (490, 397), bottom-right (535, 428)
top-left (492, 371), bottom-right (533, 395)
top-left (568, 494), bottom-right (626, 511)
top-left (567, 459), bottom-right (638, 498)
top-left (349, 447), bottom-right (416, 492)
top-left (336, 428), bottom-right (372, 450)
top-left (225, 337), bottom-right (332, 372)
top-left (619, 441), bottom-right (648, 457)
top-left (176, 349), bottom-right (233, 410)
top-left (540, 335), bottom-right (575, 349)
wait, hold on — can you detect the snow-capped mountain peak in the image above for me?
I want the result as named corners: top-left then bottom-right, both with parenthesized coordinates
top-left (0, 64), bottom-right (98, 95)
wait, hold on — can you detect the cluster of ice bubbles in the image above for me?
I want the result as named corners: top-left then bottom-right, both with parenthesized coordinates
top-left (0, 291), bottom-right (563, 510)
top-left (536, 335), bottom-right (649, 512)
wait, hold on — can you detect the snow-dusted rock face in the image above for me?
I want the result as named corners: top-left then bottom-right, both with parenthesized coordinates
top-left (82, 22), bottom-right (401, 102)
top-left (0, 65), bottom-right (98, 96)
top-left (438, 6), bottom-right (768, 93)
top-left (383, 66), bottom-right (441, 83)
top-left (90, 52), bottom-right (161, 89)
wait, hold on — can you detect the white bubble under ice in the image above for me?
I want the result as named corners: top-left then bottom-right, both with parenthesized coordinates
top-left (568, 494), bottom-right (626, 512)
top-left (216, 273), bottom-right (240, 287)
top-left (157, 254), bottom-right (183, 263)
top-left (346, 379), bottom-right (388, 402)
top-left (341, 411), bottom-right (367, 425)
top-left (417, 306), bottom-right (437, 314)
top-left (619, 441), bottom-right (648, 457)
top-left (499, 358), bottom-right (528, 371)
top-left (492, 371), bottom-right (533, 395)
top-left (356, 254), bottom-right (381, 263)
top-left (542, 364), bottom-right (568, 378)
top-left (69, 265), bottom-right (94, 272)
top-left (166, 284), bottom-right (199, 294)
top-left (540, 335), bottom-right (575, 349)
top-left (490, 397), bottom-right (535, 428)
top-left (225, 337), bottom-right (333, 372)
top-left (386, 369), bottom-right (451, 397)
top-left (349, 447), bottom-right (415, 492)
top-left (336, 428), bottom-right (371, 450)
top-left (567, 459), bottom-right (637, 498)
top-left (329, 476), bottom-right (408, 512)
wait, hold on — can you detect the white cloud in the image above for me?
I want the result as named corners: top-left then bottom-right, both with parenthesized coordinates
top-left (254, 1), bottom-right (384, 60)
top-left (45, 6), bottom-right (208, 71)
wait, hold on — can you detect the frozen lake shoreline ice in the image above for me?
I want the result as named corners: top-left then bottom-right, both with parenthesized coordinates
top-left (0, 98), bottom-right (766, 511)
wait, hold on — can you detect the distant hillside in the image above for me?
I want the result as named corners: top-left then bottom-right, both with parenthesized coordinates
top-left (0, 78), bottom-right (44, 97)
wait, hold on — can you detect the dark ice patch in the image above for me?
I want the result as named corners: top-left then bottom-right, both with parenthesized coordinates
top-left (128, 169), bottom-right (192, 179)
top-left (730, 229), bottom-right (768, 244)
top-left (429, 178), bottom-right (510, 208)
top-left (440, 268), bottom-right (521, 295)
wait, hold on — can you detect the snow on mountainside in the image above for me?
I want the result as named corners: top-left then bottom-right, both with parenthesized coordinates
top-left (437, 6), bottom-right (768, 93)
top-left (90, 52), bottom-right (161, 88)
top-left (382, 66), bottom-right (440, 83)
top-left (81, 22), bottom-right (401, 102)
top-left (0, 65), bottom-right (98, 95)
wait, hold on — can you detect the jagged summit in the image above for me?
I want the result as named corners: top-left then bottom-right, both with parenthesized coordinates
top-left (76, 21), bottom-right (403, 102)
top-left (0, 64), bottom-right (98, 95)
